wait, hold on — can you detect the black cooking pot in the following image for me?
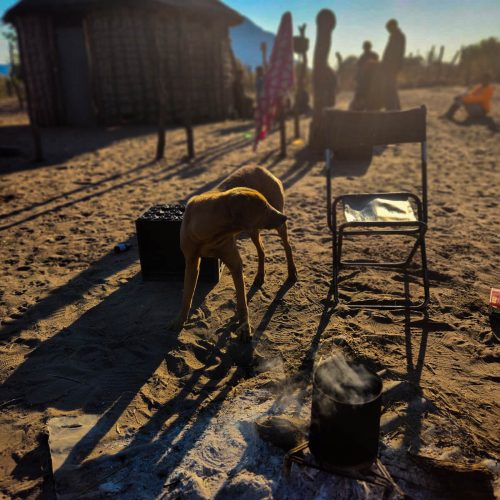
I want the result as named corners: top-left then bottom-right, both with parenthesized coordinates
top-left (309, 357), bottom-right (383, 467)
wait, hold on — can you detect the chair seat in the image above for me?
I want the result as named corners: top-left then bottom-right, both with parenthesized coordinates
top-left (342, 194), bottom-right (417, 223)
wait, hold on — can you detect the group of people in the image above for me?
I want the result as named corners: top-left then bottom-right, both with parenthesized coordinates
top-left (350, 19), bottom-right (406, 111)
top-left (245, 16), bottom-right (497, 133)
top-left (351, 20), bottom-right (496, 132)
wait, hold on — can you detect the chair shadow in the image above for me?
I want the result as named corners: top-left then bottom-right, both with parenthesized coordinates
top-left (379, 309), bottom-right (431, 455)
top-left (295, 270), bottom-right (431, 455)
top-left (379, 277), bottom-right (431, 454)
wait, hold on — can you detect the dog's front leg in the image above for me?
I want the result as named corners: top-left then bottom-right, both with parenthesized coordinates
top-left (222, 245), bottom-right (252, 342)
top-left (170, 255), bottom-right (200, 331)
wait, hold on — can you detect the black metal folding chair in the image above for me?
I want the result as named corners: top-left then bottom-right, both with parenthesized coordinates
top-left (325, 106), bottom-right (430, 309)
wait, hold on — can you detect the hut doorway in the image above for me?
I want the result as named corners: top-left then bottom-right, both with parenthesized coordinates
top-left (56, 25), bottom-right (94, 126)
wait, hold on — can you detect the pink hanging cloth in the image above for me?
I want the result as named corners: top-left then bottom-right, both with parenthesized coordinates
top-left (254, 12), bottom-right (294, 150)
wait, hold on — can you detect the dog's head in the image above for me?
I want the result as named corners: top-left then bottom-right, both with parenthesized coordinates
top-left (226, 188), bottom-right (287, 231)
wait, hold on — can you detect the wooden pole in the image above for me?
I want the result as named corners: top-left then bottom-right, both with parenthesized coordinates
top-left (186, 123), bottom-right (194, 159)
top-left (9, 40), bottom-right (25, 110)
top-left (16, 23), bottom-right (43, 161)
top-left (30, 122), bottom-right (43, 162)
top-left (293, 24), bottom-right (308, 140)
top-left (279, 100), bottom-right (286, 158)
top-left (260, 41), bottom-right (268, 71)
top-left (153, 19), bottom-right (166, 160)
top-left (156, 110), bottom-right (166, 160)
top-left (309, 10), bottom-right (337, 151)
top-left (181, 18), bottom-right (195, 159)
top-left (293, 72), bottom-right (300, 139)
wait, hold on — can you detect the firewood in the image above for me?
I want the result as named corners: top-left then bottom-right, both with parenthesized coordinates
top-left (255, 415), bottom-right (308, 451)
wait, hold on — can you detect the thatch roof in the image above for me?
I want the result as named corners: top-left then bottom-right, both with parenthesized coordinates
top-left (3, 0), bottom-right (243, 25)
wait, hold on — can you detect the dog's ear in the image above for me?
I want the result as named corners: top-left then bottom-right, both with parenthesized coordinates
top-left (228, 195), bottom-right (254, 229)
top-left (227, 189), bottom-right (267, 230)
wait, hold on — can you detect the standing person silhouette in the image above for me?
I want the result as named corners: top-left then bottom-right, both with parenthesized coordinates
top-left (351, 41), bottom-right (379, 110)
top-left (382, 19), bottom-right (405, 110)
top-left (358, 41), bottom-right (379, 71)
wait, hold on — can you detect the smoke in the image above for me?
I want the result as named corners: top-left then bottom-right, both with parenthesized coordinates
top-left (314, 353), bottom-right (380, 405)
top-left (253, 355), bottom-right (310, 419)
top-left (255, 355), bottom-right (285, 376)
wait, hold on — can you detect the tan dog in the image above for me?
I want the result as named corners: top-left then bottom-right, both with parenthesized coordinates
top-left (171, 166), bottom-right (297, 339)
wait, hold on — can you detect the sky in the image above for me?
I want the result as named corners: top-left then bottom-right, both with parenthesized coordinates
top-left (224, 0), bottom-right (500, 63)
top-left (0, 0), bottom-right (499, 64)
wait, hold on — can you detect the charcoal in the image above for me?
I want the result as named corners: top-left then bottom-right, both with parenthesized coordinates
top-left (135, 203), bottom-right (221, 282)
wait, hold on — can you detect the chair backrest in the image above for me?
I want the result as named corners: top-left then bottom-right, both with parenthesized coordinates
top-left (324, 106), bottom-right (429, 225)
top-left (323, 106), bottom-right (426, 149)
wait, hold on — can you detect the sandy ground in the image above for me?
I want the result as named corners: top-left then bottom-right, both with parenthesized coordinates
top-left (0, 88), bottom-right (499, 499)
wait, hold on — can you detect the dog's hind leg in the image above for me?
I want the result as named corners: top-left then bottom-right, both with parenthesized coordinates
top-left (250, 229), bottom-right (265, 286)
top-left (170, 255), bottom-right (200, 331)
top-left (277, 223), bottom-right (297, 282)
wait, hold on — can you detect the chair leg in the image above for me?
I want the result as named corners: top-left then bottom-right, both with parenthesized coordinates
top-left (332, 231), bottom-right (339, 304)
top-left (333, 230), bottom-right (345, 304)
top-left (332, 226), bottom-right (430, 310)
top-left (405, 236), bottom-right (430, 310)
top-left (403, 234), bottom-right (423, 268)
top-left (419, 237), bottom-right (430, 309)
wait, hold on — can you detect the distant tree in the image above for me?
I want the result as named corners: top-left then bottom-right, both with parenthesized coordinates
top-left (426, 45), bottom-right (436, 66)
top-left (450, 49), bottom-right (461, 66)
top-left (459, 37), bottom-right (500, 84)
top-left (400, 54), bottom-right (425, 87)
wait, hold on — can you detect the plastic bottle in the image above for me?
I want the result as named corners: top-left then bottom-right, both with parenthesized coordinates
top-left (114, 242), bottom-right (131, 254)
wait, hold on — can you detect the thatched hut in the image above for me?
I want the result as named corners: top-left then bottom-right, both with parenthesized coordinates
top-left (4, 0), bottom-right (243, 126)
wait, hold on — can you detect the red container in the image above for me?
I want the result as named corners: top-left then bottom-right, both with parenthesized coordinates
top-left (490, 288), bottom-right (500, 313)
